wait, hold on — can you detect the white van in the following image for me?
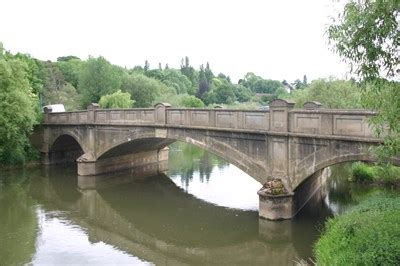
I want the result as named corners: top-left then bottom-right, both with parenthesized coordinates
top-left (42, 104), bottom-right (66, 113)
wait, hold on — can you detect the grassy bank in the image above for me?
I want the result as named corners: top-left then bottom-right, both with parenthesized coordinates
top-left (314, 193), bottom-right (400, 265)
top-left (350, 162), bottom-right (400, 186)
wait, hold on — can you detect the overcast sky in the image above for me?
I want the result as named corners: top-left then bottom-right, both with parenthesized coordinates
top-left (0, 0), bottom-right (349, 83)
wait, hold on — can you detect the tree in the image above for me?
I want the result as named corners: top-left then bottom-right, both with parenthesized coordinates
top-left (78, 56), bottom-right (123, 107)
top-left (293, 79), bottom-right (303, 90)
top-left (56, 57), bottom-right (84, 88)
top-left (180, 56), bottom-right (198, 90)
top-left (161, 69), bottom-right (194, 94)
top-left (303, 75), bottom-right (308, 86)
top-left (241, 72), bottom-right (284, 93)
top-left (99, 90), bottom-right (134, 109)
top-left (328, 0), bottom-right (399, 80)
top-left (121, 73), bottom-right (168, 107)
top-left (233, 84), bottom-right (253, 102)
top-left (0, 45), bottom-right (39, 164)
top-left (57, 55), bottom-right (80, 62)
top-left (290, 79), bottom-right (362, 108)
top-left (328, 0), bottom-right (400, 161)
top-left (197, 65), bottom-right (210, 100)
top-left (205, 78), bottom-right (236, 104)
top-left (144, 60), bottom-right (150, 72)
top-left (205, 62), bottom-right (214, 84)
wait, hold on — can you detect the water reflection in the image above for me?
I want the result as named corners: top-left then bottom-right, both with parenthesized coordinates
top-left (0, 171), bottom-right (37, 265)
top-left (0, 143), bottom-right (397, 265)
top-left (168, 142), bottom-right (260, 210)
top-left (168, 142), bottom-right (229, 188)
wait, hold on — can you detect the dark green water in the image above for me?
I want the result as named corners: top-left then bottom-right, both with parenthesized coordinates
top-left (0, 143), bottom-right (393, 265)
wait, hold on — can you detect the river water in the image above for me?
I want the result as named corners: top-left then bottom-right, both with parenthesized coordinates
top-left (0, 142), bottom-right (392, 265)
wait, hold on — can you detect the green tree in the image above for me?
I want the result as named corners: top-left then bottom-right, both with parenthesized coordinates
top-left (197, 65), bottom-right (210, 100)
top-left (328, 0), bottom-right (399, 161)
top-left (99, 90), bottom-right (134, 109)
top-left (303, 75), bottom-right (308, 86)
top-left (290, 79), bottom-right (362, 108)
top-left (0, 45), bottom-right (39, 164)
top-left (161, 69), bottom-right (195, 94)
top-left (78, 56), bottom-right (123, 107)
top-left (122, 73), bottom-right (169, 107)
top-left (328, 0), bottom-right (399, 80)
top-left (233, 84), bottom-right (253, 102)
top-left (180, 56), bottom-right (198, 90)
top-left (13, 53), bottom-right (43, 95)
top-left (205, 78), bottom-right (236, 104)
top-left (57, 55), bottom-right (80, 62)
top-left (241, 72), bottom-right (284, 94)
top-left (56, 57), bottom-right (84, 88)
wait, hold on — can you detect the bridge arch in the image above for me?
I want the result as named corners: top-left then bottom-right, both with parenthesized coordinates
top-left (47, 133), bottom-right (86, 164)
top-left (292, 142), bottom-right (377, 191)
top-left (95, 132), bottom-right (265, 184)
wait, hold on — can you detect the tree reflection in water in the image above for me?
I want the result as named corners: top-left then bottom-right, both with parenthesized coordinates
top-left (0, 170), bottom-right (38, 265)
top-left (168, 142), bottom-right (229, 190)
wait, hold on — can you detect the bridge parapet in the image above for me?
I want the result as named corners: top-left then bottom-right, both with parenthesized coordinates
top-left (44, 100), bottom-right (378, 140)
top-left (289, 108), bottom-right (376, 138)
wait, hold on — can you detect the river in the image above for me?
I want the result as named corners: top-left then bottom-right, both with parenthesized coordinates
top-left (0, 142), bottom-right (392, 265)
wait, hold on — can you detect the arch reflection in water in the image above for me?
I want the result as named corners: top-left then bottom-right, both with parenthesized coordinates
top-left (34, 167), bottom-right (305, 265)
top-left (31, 156), bottom-right (335, 265)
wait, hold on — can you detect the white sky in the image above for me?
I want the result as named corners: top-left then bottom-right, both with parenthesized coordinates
top-left (0, 0), bottom-right (349, 83)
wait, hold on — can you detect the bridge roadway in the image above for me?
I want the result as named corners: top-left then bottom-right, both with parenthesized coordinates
top-left (38, 99), bottom-right (387, 219)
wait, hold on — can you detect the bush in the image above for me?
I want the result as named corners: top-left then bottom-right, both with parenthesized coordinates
top-left (314, 194), bottom-right (400, 265)
top-left (351, 162), bottom-right (375, 183)
top-left (180, 95), bottom-right (204, 108)
top-left (375, 165), bottom-right (400, 186)
top-left (350, 162), bottom-right (400, 186)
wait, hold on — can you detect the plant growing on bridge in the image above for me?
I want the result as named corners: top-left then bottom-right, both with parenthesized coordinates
top-left (99, 90), bottom-right (134, 109)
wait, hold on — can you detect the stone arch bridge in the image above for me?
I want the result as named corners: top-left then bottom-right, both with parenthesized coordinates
top-left (37, 99), bottom-right (389, 219)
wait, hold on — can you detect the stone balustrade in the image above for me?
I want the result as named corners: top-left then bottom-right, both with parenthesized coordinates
top-left (44, 99), bottom-right (378, 140)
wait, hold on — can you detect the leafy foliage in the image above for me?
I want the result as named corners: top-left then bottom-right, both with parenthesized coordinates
top-left (56, 58), bottom-right (84, 88)
top-left (328, 0), bottom-right (399, 80)
top-left (350, 162), bottom-right (375, 183)
top-left (205, 78), bottom-right (236, 104)
top-left (179, 95), bottom-right (205, 107)
top-left (99, 90), bottom-right (134, 109)
top-left (350, 161), bottom-right (400, 186)
top-left (78, 56), bottom-right (124, 107)
top-left (240, 72), bottom-right (284, 94)
top-left (290, 79), bottom-right (362, 108)
top-left (363, 80), bottom-right (400, 161)
top-left (328, 0), bottom-right (400, 163)
top-left (0, 46), bottom-right (39, 164)
top-left (121, 73), bottom-right (168, 107)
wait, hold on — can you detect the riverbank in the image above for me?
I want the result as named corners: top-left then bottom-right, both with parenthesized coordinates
top-left (314, 193), bottom-right (400, 265)
top-left (350, 162), bottom-right (400, 187)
